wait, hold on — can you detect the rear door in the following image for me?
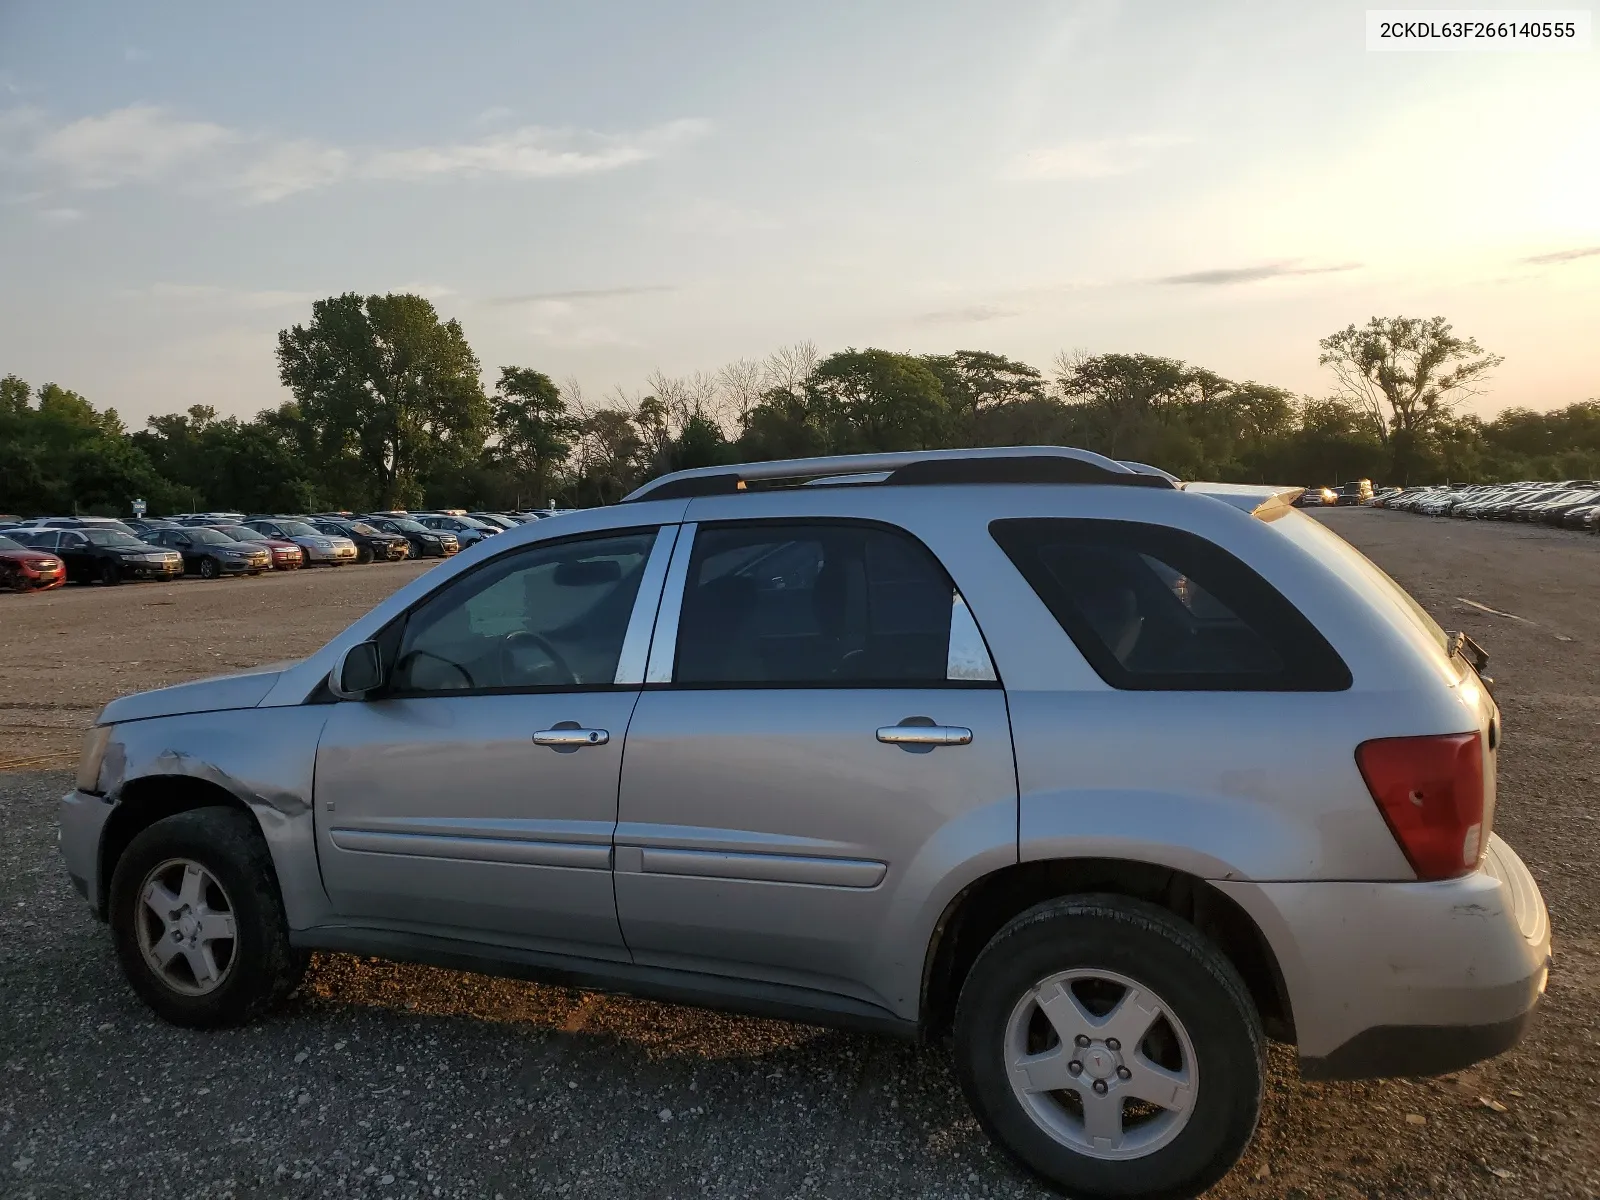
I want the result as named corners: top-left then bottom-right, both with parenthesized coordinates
top-left (613, 516), bottom-right (1017, 1013)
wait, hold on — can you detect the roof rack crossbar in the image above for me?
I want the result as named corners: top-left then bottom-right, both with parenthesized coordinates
top-left (622, 446), bottom-right (1173, 503)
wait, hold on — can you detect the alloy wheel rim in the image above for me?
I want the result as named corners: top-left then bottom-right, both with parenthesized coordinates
top-left (134, 858), bottom-right (238, 996)
top-left (1003, 968), bottom-right (1197, 1161)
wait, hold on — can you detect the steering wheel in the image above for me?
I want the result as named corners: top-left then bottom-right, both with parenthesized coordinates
top-left (396, 649), bottom-right (475, 691)
top-left (500, 630), bottom-right (578, 686)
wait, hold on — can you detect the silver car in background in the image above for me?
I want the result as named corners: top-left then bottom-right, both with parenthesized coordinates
top-left (241, 517), bottom-right (358, 565)
top-left (59, 447), bottom-right (1548, 1199)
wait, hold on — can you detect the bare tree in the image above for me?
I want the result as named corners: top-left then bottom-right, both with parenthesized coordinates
top-left (762, 341), bottom-right (820, 396)
top-left (717, 358), bottom-right (765, 424)
top-left (1319, 317), bottom-right (1503, 444)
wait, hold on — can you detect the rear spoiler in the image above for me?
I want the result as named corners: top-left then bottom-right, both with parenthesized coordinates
top-left (1182, 482), bottom-right (1306, 521)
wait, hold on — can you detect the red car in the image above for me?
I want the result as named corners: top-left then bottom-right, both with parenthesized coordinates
top-left (0, 533), bottom-right (67, 592)
top-left (215, 524), bottom-right (305, 570)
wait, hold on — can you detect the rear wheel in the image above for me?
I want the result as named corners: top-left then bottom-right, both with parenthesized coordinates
top-left (953, 895), bottom-right (1264, 1200)
top-left (108, 807), bottom-right (307, 1028)
top-left (198, 556), bottom-right (219, 579)
top-left (99, 559), bottom-right (122, 586)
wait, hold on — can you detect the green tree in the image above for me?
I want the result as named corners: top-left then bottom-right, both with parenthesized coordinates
top-left (1318, 317), bottom-right (1503, 446)
top-left (276, 293), bottom-right (490, 508)
top-left (806, 348), bottom-right (951, 452)
top-left (922, 351), bottom-right (1044, 435)
top-left (491, 367), bottom-right (577, 508)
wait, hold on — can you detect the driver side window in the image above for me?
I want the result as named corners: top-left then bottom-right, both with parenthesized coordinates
top-left (389, 530), bottom-right (658, 695)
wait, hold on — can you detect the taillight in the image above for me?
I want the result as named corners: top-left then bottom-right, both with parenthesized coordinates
top-left (1356, 732), bottom-right (1486, 881)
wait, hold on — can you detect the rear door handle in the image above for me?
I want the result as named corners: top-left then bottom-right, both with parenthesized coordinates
top-left (533, 727), bottom-right (610, 747)
top-left (876, 725), bottom-right (973, 747)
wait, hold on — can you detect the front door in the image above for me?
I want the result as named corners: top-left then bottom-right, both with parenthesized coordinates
top-left (614, 519), bottom-right (1017, 1012)
top-left (314, 526), bottom-right (674, 958)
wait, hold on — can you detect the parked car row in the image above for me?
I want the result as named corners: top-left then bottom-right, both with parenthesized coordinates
top-left (0, 508), bottom-right (574, 590)
top-left (1372, 481), bottom-right (1600, 530)
top-left (1294, 480), bottom-right (1374, 508)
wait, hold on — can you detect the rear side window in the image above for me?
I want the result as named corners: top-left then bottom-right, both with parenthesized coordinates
top-left (990, 518), bottom-right (1350, 691)
top-left (674, 522), bottom-right (981, 686)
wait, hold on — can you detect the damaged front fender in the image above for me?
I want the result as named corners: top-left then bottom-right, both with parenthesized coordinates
top-left (91, 706), bottom-right (335, 929)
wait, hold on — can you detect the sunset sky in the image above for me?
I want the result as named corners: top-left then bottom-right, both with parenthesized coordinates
top-left (1, 0), bottom-right (1596, 426)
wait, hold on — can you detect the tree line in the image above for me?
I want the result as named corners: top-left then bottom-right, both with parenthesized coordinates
top-left (2, 293), bottom-right (1596, 518)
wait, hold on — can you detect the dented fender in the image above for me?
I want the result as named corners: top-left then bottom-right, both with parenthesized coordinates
top-left (91, 706), bottom-right (335, 929)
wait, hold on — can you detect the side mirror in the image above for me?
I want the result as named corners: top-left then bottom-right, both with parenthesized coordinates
top-left (330, 641), bottom-right (384, 700)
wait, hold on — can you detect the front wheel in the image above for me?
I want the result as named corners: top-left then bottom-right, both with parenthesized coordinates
top-left (108, 807), bottom-right (307, 1028)
top-left (99, 560), bottom-right (122, 586)
top-left (198, 556), bottom-right (219, 579)
top-left (953, 896), bottom-right (1264, 1200)
top-left (356, 546), bottom-right (374, 565)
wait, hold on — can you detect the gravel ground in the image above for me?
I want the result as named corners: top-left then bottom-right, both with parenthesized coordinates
top-left (1, 509), bottom-right (1597, 1198)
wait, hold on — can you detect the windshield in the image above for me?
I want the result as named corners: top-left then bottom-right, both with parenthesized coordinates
top-left (85, 530), bottom-right (146, 548)
top-left (220, 526), bottom-right (267, 541)
top-left (386, 519), bottom-right (427, 533)
top-left (346, 522), bottom-right (379, 535)
top-left (280, 522), bottom-right (320, 537)
top-left (186, 528), bottom-right (237, 545)
top-left (454, 515), bottom-right (493, 530)
top-left (0, 535), bottom-right (25, 551)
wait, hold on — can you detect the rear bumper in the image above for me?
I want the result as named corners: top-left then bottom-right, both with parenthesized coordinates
top-left (1217, 834), bottom-right (1550, 1078)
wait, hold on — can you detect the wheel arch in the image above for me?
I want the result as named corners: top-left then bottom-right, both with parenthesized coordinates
top-left (921, 857), bottom-right (1295, 1045)
top-left (97, 775), bottom-right (257, 919)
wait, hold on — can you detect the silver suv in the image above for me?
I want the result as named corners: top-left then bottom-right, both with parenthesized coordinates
top-left (60, 447), bottom-right (1549, 1199)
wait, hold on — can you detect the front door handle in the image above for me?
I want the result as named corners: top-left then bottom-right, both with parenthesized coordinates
top-left (876, 724), bottom-right (973, 747)
top-left (533, 727), bottom-right (610, 748)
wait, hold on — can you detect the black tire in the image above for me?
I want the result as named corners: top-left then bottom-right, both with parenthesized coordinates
top-left (99, 559), bottom-right (122, 586)
top-left (198, 556), bottom-right (219, 579)
top-left (108, 807), bottom-right (307, 1028)
top-left (356, 545), bottom-right (374, 565)
top-left (953, 895), bottom-right (1264, 1200)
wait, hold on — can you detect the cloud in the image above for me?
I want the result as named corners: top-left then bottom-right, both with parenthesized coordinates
top-left (914, 304), bottom-right (1019, 325)
top-left (1521, 245), bottom-right (1600, 265)
top-left (1158, 261), bottom-right (1362, 285)
top-left (485, 285), bottom-right (676, 305)
top-left (37, 206), bottom-right (83, 224)
top-left (471, 106), bottom-right (515, 126)
top-left (235, 139), bottom-right (349, 203)
top-left (123, 47), bottom-right (149, 63)
top-left (32, 104), bottom-right (234, 188)
top-left (360, 119), bottom-right (710, 184)
top-left (131, 283), bottom-right (318, 310)
top-left (1008, 134), bottom-right (1188, 181)
top-left (5, 104), bottom-right (711, 204)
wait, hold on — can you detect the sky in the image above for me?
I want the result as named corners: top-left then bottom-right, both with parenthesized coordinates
top-left (0, 0), bottom-right (1596, 428)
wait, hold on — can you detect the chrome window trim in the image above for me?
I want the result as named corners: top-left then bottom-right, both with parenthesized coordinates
top-left (947, 592), bottom-right (998, 682)
top-left (613, 525), bottom-right (681, 686)
top-left (645, 522), bottom-right (698, 684)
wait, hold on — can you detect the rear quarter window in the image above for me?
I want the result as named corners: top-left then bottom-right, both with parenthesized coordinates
top-left (990, 518), bottom-right (1351, 691)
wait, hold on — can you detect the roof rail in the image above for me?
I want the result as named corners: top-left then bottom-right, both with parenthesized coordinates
top-left (622, 446), bottom-right (1175, 503)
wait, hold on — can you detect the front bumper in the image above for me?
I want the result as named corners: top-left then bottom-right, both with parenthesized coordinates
top-left (59, 789), bottom-right (115, 917)
top-left (1217, 834), bottom-right (1550, 1079)
top-left (303, 545), bottom-right (359, 564)
top-left (15, 570), bottom-right (65, 590)
top-left (124, 563), bottom-right (184, 581)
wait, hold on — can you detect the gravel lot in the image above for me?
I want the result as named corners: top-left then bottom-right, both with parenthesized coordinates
top-left (1, 510), bottom-right (1597, 1198)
